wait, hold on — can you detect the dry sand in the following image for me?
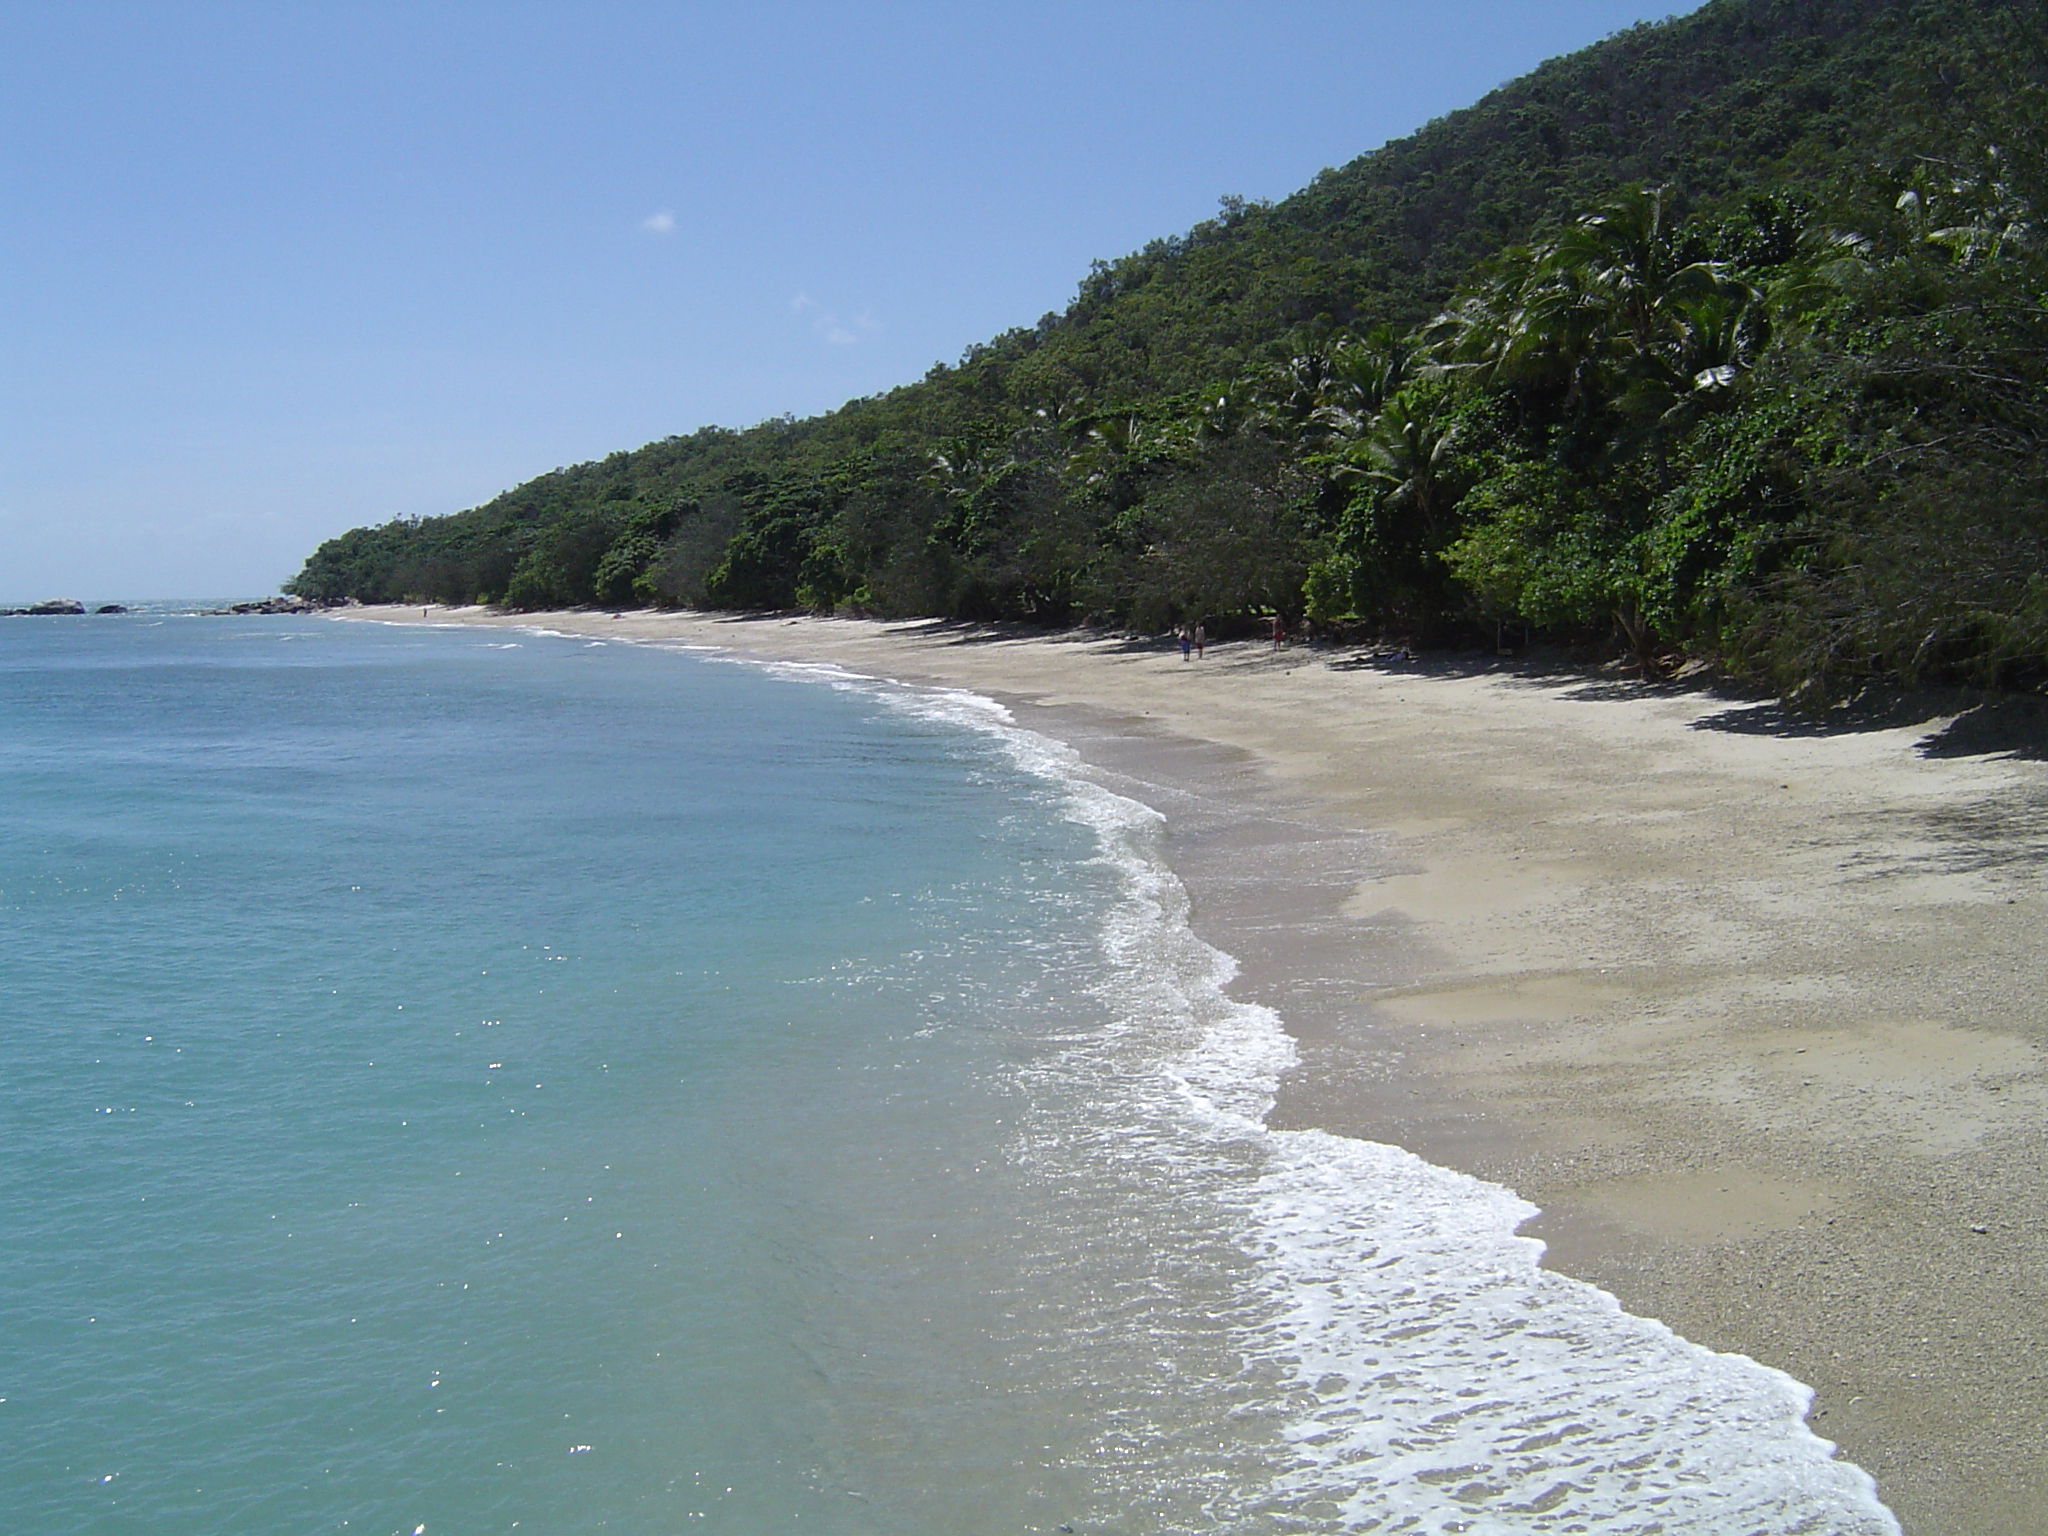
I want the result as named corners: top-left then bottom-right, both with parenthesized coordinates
top-left (346, 605), bottom-right (2048, 1534)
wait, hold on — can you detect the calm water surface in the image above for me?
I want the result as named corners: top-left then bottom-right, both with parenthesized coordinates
top-left (0, 613), bottom-right (1896, 1535)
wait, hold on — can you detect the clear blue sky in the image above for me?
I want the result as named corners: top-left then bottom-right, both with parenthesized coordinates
top-left (2, 1), bottom-right (1684, 599)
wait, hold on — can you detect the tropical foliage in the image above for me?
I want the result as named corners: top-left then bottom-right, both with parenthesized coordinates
top-left (290, 0), bottom-right (2048, 701)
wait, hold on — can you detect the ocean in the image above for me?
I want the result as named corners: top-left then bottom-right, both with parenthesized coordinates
top-left (0, 611), bottom-right (1898, 1535)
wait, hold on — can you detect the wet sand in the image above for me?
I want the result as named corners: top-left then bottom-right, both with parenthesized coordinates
top-left (342, 605), bottom-right (2048, 1534)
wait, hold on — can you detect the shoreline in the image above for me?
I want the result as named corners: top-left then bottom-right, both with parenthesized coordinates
top-left (341, 605), bottom-right (2048, 1534)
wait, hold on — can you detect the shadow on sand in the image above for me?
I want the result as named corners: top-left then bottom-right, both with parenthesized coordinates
top-left (706, 612), bottom-right (2048, 766)
top-left (1687, 691), bottom-right (2048, 762)
top-left (1322, 642), bottom-right (2048, 763)
top-left (888, 617), bottom-right (1173, 658)
top-left (1915, 696), bottom-right (2048, 762)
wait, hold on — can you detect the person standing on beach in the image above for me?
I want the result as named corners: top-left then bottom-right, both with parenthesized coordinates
top-left (1178, 625), bottom-right (1193, 661)
top-left (1271, 614), bottom-right (1286, 649)
top-left (1194, 621), bottom-right (1206, 659)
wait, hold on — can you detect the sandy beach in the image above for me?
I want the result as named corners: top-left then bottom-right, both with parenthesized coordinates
top-left (343, 604), bottom-right (2048, 1534)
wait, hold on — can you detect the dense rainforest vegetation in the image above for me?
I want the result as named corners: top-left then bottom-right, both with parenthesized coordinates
top-left (291, 0), bottom-right (2048, 702)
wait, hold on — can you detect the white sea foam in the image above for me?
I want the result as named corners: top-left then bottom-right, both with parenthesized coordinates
top-left (879, 673), bottom-right (1894, 1531)
top-left (564, 628), bottom-right (1901, 1532)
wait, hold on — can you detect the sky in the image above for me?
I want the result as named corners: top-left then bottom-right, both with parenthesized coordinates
top-left (1, 1), bottom-right (1687, 600)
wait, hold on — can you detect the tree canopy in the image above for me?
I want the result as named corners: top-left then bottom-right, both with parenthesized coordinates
top-left (290, 0), bottom-right (2048, 702)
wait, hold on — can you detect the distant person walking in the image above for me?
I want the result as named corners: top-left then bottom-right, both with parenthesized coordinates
top-left (1193, 621), bottom-right (1206, 659)
top-left (1178, 625), bottom-right (1193, 661)
top-left (1270, 614), bottom-right (1286, 649)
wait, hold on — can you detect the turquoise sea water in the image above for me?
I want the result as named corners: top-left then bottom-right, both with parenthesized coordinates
top-left (1, 613), bottom-right (1897, 1535)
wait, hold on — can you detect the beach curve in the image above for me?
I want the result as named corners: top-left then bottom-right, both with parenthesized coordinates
top-left (338, 604), bottom-right (2048, 1535)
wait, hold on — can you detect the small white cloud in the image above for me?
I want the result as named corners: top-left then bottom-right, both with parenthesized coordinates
top-left (795, 297), bottom-right (880, 346)
top-left (641, 211), bottom-right (676, 234)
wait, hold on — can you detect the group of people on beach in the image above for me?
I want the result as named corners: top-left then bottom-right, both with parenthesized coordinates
top-left (1179, 615), bottom-right (1303, 657)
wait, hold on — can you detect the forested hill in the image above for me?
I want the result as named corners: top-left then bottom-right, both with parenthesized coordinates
top-left (292, 0), bottom-right (2048, 702)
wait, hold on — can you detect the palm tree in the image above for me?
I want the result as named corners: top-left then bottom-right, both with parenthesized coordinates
top-left (1432, 186), bottom-right (1770, 453)
top-left (1064, 407), bottom-right (1179, 511)
top-left (1354, 387), bottom-right (1464, 537)
top-left (1311, 325), bottom-right (1414, 439)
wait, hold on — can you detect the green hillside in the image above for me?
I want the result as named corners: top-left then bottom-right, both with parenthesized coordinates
top-left (291, 0), bottom-right (2048, 701)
